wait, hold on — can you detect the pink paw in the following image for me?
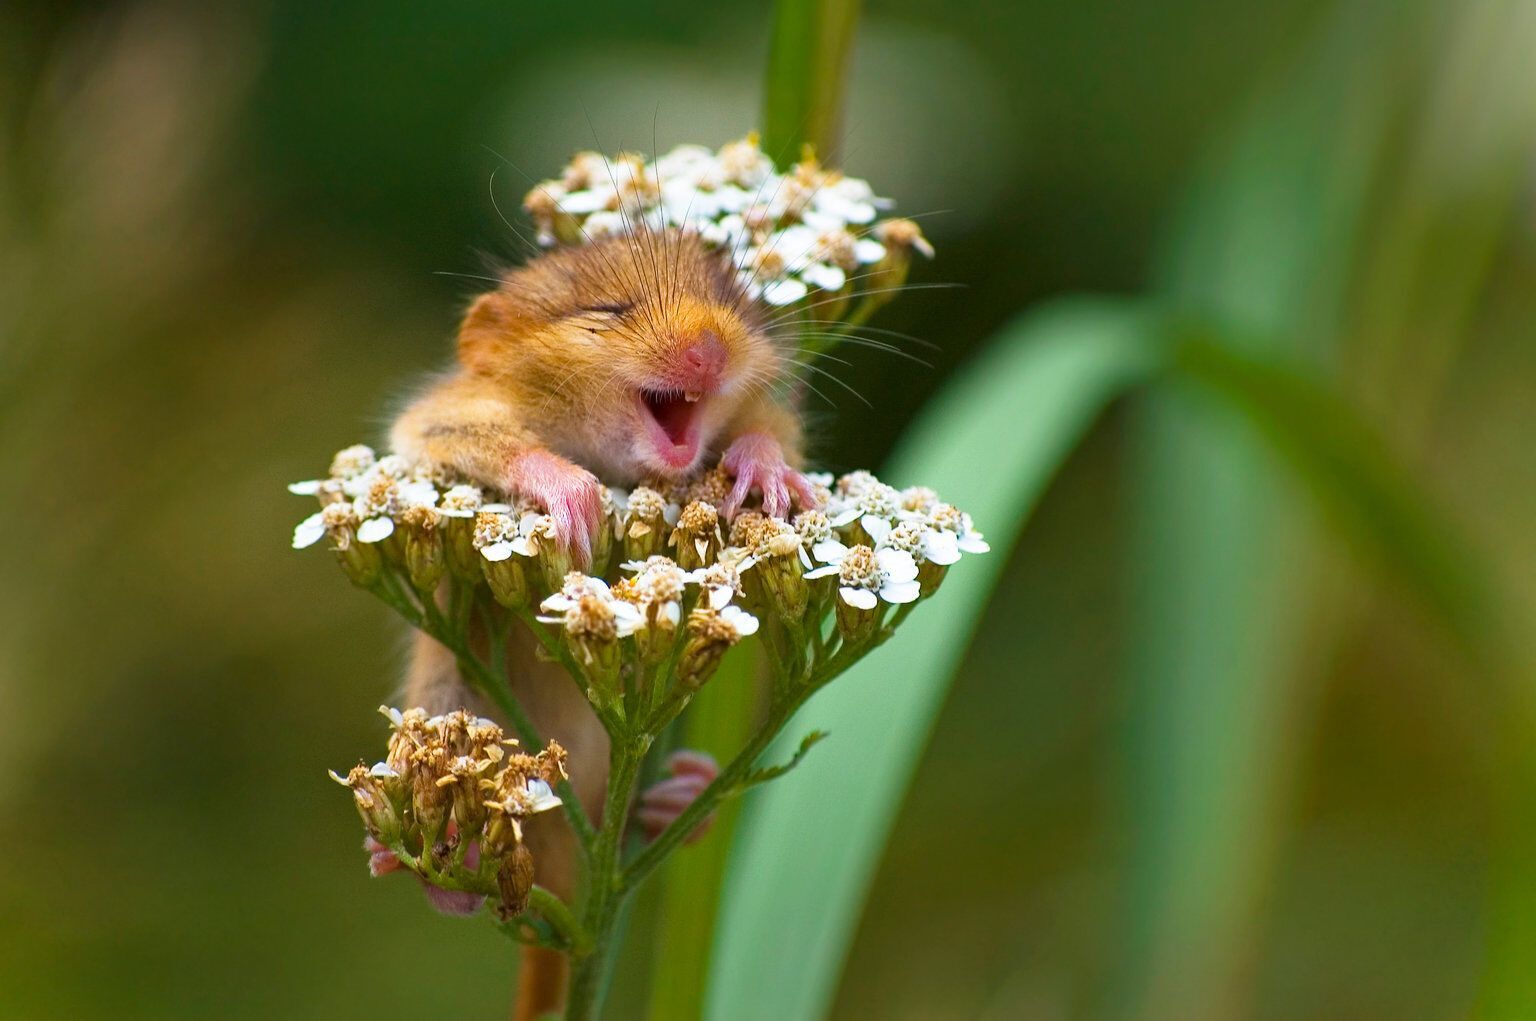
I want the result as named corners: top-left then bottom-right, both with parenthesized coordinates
top-left (362, 832), bottom-right (486, 916)
top-left (507, 448), bottom-right (605, 568)
top-left (636, 750), bottom-right (719, 845)
top-left (720, 432), bottom-right (819, 519)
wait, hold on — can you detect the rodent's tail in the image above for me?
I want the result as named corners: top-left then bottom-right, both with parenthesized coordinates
top-left (513, 945), bottom-right (568, 1021)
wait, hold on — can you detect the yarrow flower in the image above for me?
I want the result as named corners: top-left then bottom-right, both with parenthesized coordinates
top-left (805, 543), bottom-right (921, 609)
top-left (293, 446), bottom-right (987, 622)
top-left (522, 135), bottom-right (933, 309)
top-left (330, 708), bottom-right (567, 921)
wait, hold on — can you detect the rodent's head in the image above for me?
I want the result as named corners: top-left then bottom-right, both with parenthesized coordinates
top-left (458, 230), bottom-right (782, 480)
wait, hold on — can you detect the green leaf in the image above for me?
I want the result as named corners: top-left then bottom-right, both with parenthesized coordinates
top-left (708, 298), bottom-right (1163, 1021)
top-left (1114, 3), bottom-right (1531, 1016)
top-left (1170, 335), bottom-right (1500, 662)
top-left (761, 0), bottom-right (861, 166)
top-left (740, 730), bottom-right (827, 790)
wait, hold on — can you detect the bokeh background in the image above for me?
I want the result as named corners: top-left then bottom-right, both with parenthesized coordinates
top-left (4, 1), bottom-right (1535, 1018)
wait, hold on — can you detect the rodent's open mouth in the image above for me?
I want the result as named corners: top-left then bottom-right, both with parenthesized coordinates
top-left (637, 388), bottom-right (705, 470)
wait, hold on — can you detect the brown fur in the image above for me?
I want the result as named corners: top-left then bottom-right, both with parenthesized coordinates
top-left (393, 230), bottom-right (803, 1021)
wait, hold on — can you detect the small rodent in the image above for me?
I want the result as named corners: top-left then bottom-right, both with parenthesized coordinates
top-left (390, 227), bottom-right (816, 1021)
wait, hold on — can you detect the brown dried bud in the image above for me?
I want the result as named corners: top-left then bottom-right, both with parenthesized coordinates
top-left (496, 842), bottom-right (536, 920)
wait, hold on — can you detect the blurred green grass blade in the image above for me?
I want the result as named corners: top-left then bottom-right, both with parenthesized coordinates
top-left (645, 648), bottom-right (759, 1021)
top-left (708, 299), bottom-right (1163, 1021)
top-left (1170, 335), bottom-right (1500, 662)
top-left (1115, 5), bottom-right (1415, 1015)
top-left (762, 0), bottom-right (861, 165)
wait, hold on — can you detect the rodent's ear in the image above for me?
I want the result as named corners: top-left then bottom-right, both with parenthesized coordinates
top-left (457, 292), bottom-right (512, 373)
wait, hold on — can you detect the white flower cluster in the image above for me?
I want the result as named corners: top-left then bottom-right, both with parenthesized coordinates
top-left (290, 446), bottom-right (987, 675)
top-left (522, 135), bottom-right (933, 306)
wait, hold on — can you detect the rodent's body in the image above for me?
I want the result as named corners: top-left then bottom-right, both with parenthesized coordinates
top-left (391, 229), bottom-right (815, 1020)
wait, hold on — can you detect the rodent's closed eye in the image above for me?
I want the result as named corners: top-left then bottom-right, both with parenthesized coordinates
top-left (576, 301), bottom-right (634, 316)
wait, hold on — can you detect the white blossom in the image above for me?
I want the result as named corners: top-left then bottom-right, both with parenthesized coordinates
top-left (522, 135), bottom-right (925, 311)
top-left (805, 543), bottom-right (920, 609)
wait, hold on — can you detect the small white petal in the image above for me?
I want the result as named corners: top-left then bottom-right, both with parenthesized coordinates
top-left (292, 513), bottom-right (326, 549)
top-left (720, 605), bottom-right (760, 636)
top-left (876, 547), bottom-right (919, 584)
top-left (356, 517), bottom-right (394, 543)
top-left (480, 541), bottom-right (514, 562)
top-left (861, 515), bottom-right (892, 544)
top-left (525, 778), bottom-right (563, 813)
top-left (923, 531), bottom-right (962, 566)
top-left (840, 587), bottom-right (879, 610)
top-left (801, 262), bottom-right (846, 292)
top-left (959, 535), bottom-right (991, 553)
top-left (804, 564), bottom-right (840, 580)
top-left (560, 188), bottom-right (612, 214)
top-left (880, 580), bottom-right (922, 604)
top-left (854, 238), bottom-right (887, 263)
top-left (762, 278), bottom-right (808, 306)
top-left (288, 480), bottom-right (322, 495)
top-left (398, 480), bottom-right (439, 507)
top-left (811, 539), bottom-right (848, 563)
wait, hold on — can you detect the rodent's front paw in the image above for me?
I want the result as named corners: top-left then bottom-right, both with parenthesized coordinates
top-left (721, 432), bottom-right (820, 519)
top-left (635, 750), bottom-right (719, 845)
top-left (506, 448), bottom-right (605, 569)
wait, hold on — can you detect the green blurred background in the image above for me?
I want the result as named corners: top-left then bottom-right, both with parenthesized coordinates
top-left (4, 0), bottom-right (1534, 1018)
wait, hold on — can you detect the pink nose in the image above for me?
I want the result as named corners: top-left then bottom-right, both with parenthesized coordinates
top-left (678, 332), bottom-right (727, 388)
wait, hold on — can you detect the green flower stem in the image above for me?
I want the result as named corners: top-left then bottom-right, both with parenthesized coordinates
top-left (565, 734), bottom-right (650, 1021)
top-left (762, 0), bottom-right (861, 166)
top-left (530, 885), bottom-right (592, 954)
top-left (621, 698), bottom-right (797, 894)
top-left (625, 603), bottom-right (917, 891)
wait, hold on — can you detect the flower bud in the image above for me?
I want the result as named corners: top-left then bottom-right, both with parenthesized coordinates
top-left (319, 502), bottom-right (382, 588)
top-left (519, 515), bottom-right (572, 593)
top-left (865, 217), bottom-right (933, 296)
top-left (400, 505), bottom-right (446, 593)
top-left (474, 511), bottom-right (531, 607)
top-left (670, 501), bottom-right (722, 571)
top-left (496, 842), bottom-right (536, 920)
top-left (677, 605), bottom-right (759, 690)
top-left (831, 545), bottom-right (883, 645)
top-left (440, 754), bottom-right (496, 835)
top-left (687, 468), bottom-right (733, 508)
top-left (622, 487), bottom-right (671, 562)
top-left (619, 557), bottom-right (689, 667)
top-left (589, 488), bottom-right (618, 577)
top-left (410, 745), bottom-right (454, 845)
top-left (438, 485), bottom-right (486, 581)
top-left (755, 529), bottom-right (809, 622)
top-left (524, 182), bottom-right (583, 246)
top-left (564, 594), bottom-right (627, 710)
top-left (330, 762), bottom-right (404, 844)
